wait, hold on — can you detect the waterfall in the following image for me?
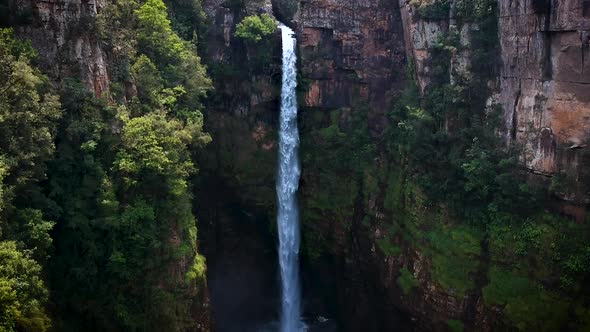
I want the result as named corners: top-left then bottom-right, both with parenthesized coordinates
top-left (277, 23), bottom-right (302, 332)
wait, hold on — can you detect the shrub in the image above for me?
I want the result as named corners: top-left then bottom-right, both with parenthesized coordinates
top-left (376, 237), bottom-right (401, 256)
top-left (0, 241), bottom-right (51, 332)
top-left (410, 0), bottom-right (451, 20)
top-left (235, 13), bottom-right (277, 42)
top-left (483, 266), bottom-right (570, 331)
top-left (397, 267), bottom-right (419, 295)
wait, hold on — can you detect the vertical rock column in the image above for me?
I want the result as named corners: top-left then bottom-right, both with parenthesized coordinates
top-left (498, 0), bottom-right (590, 220)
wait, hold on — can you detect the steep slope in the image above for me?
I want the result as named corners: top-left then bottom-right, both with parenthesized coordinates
top-left (196, 0), bottom-right (590, 330)
top-left (2, 0), bottom-right (588, 330)
top-left (2, 0), bottom-right (213, 330)
top-left (290, 0), bottom-right (590, 330)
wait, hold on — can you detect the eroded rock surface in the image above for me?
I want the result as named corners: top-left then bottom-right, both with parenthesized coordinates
top-left (498, 0), bottom-right (590, 215)
top-left (13, 0), bottom-right (110, 96)
top-left (298, 0), bottom-right (407, 134)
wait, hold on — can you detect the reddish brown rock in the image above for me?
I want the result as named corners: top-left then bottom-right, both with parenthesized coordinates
top-left (296, 0), bottom-right (590, 331)
top-left (298, 0), bottom-right (407, 117)
top-left (498, 0), bottom-right (590, 218)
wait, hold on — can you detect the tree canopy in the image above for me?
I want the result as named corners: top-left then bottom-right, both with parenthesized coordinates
top-left (235, 13), bottom-right (277, 42)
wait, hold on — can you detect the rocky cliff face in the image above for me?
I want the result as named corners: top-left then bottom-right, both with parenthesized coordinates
top-left (12, 0), bottom-right (110, 96)
top-left (396, 0), bottom-right (590, 231)
top-left (395, 0), bottom-right (590, 219)
top-left (196, 0), bottom-right (283, 328)
top-left (9, 0), bottom-right (588, 330)
top-left (286, 0), bottom-right (590, 330)
top-left (298, 0), bottom-right (407, 134)
top-left (348, 0), bottom-right (589, 218)
top-left (498, 0), bottom-right (590, 219)
top-left (197, 0), bottom-right (590, 330)
top-left (292, 0), bottom-right (413, 329)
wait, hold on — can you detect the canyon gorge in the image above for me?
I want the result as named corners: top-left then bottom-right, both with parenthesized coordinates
top-left (0, 0), bottom-right (589, 331)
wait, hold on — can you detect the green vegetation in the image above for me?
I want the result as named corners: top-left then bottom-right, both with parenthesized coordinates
top-left (0, 28), bottom-right (60, 331)
top-left (483, 267), bottom-right (570, 331)
top-left (397, 268), bottom-right (418, 295)
top-left (427, 225), bottom-right (480, 296)
top-left (1, 0), bottom-right (211, 329)
top-left (0, 241), bottom-right (51, 331)
top-left (390, 0), bottom-right (590, 328)
top-left (411, 0), bottom-right (496, 22)
top-left (297, 0), bottom-right (590, 329)
top-left (376, 237), bottom-right (401, 256)
top-left (455, 0), bottom-right (498, 22)
top-left (299, 106), bottom-right (378, 260)
top-left (385, 4), bottom-right (534, 225)
top-left (447, 319), bottom-right (464, 332)
top-left (47, 1), bottom-right (211, 330)
top-left (232, 13), bottom-right (279, 72)
top-left (1, 0), bottom-right (589, 330)
top-left (410, 0), bottom-right (450, 21)
top-left (163, 0), bottom-right (207, 41)
top-left (488, 213), bottom-right (590, 293)
top-left (235, 14), bottom-right (277, 43)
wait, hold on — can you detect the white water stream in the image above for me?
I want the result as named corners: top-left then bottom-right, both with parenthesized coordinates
top-left (276, 23), bottom-right (302, 332)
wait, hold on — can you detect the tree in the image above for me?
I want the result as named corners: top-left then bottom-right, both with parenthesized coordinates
top-left (235, 14), bottom-right (277, 42)
top-left (164, 0), bottom-right (207, 41)
top-left (47, 2), bottom-right (212, 329)
top-left (0, 241), bottom-right (50, 332)
top-left (135, 0), bottom-right (187, 65)
top-left (0, 29), bottom-right (59, 330)
top-left (105, 110), bottom-right (210, 330)
top-left (0, 29), bottom-right (61, 193)
top-left (134, 0), bottom-right (211, 114)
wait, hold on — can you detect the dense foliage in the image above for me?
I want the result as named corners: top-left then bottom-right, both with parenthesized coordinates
top-left (163, 0), bottom-right (207, 41)
top-left (386, 25), bottom-right (534, 223)
top-left (299, 0), bottom-right (590, 330)
top-left (49, 1), bottom-right (211, 330)
top-left (410, 0), bottom-right (451, 20)
top-left (1, 0), bottom-right (211, 330)
top-left (387, 1), bottom-right (590, 328)
top-left (235, 13), bottom-right (277, 43)
top-left (1, 0), bottom-right (589, 330)
top-left (0, 28), bottom-right (60, 332)
top-left (0, 241), bottom-right (50, 331)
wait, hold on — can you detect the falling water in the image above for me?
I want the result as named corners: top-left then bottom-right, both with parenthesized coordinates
top-left (276, 23), bottom-right (302, 332)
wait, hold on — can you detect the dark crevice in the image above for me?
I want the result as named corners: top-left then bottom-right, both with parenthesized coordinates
top-left (583, 0), bottom-right (590, 17)
top-left (510, 82), bottom-right (521, 141)
top-left (464, 232), bottom-right (491, 331)
top-left (270, 0), bottom-right (299, 29)
top-left (532, 0), bottom-right (551, 15)
top-left (341, 176), bottom-right (411, 332)
top-left (542, 31), bottom-right (553, 80)
top-left (581, 31), bottom-right (589, 75)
